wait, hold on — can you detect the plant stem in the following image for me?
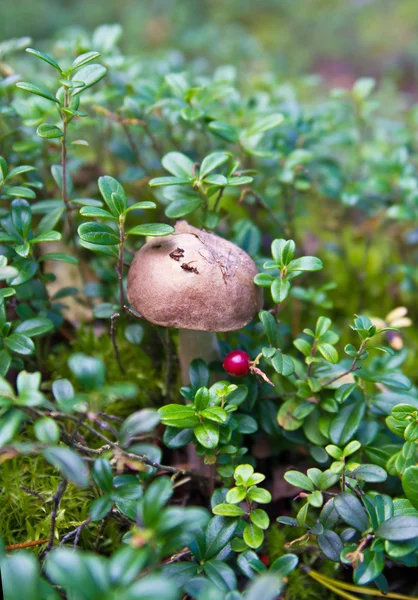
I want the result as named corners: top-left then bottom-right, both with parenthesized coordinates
top-left (42, 479), bottom-right (67, 556)
top-left (320, 340), bottom-right (367, 388)
top-left (110, 312), bottom-right (125, 374)
top-left (59, 518), bottom-right (92, 547)
top-left (61, 87), bottom-right (75, 242)
top-left (117, 216), bottom-right (125, 308)
top-left (5, 539), bottom-right (49, 551)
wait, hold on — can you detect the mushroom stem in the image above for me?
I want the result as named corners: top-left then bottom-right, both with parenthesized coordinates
top-left (178, 329), bottom-right (221, 384)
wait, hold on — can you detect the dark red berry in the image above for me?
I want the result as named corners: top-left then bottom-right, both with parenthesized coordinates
top-left (223, 350), bottom-right (251, 377)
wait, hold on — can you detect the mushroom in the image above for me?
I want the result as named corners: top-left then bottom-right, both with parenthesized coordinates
top-left (127, 221), bottom-right (263, 382)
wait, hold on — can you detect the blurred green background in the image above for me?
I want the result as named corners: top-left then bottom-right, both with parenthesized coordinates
top-left (2, 0), bottom-right (418, 88)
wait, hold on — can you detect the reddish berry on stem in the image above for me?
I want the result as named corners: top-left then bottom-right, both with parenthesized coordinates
top-left (223, 350), bottom-right (251, 377)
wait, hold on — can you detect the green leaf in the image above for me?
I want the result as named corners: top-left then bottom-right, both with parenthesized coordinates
top-left (4, 333), bottom-right (35, 355)
top-left (226, 486), bottom-right (247, 504)
top-left (366, 371), bottom-right (412, 390)
top-left (34, 417), bottom-right (59, 443)
top-left (402, 466), bottom-right (418, 510)
top-left (16, 81), bottom-right (59, 103)
top-left (149, 176), bottom-right (191, 187)
top-left (330, 399), bottom-right (365, 445)
top-left (36, 123), bottom-right (64, 138)
top-left (30, 231), bottom-right (61, 243)
top-left (124, 323), bottom-right (144, 345)
top-left (245, 574), bottom-right (284, 600)
top-left (79, 206), bottom-right (116, 220)
top-left (243, 523), bottom-right (264, 549)
top-left (72, 51), bottom-right (101, 70)
top-left (11, 197), bottom-right (32, 238)
top-left (42, 446), bottom-right (90, 487)
top-left (392, 404), bottom-right (416, 420)
top-left (288, 256), bottom-right (323, 272)
top-left (79, 240), bottom-right (118, 257)
top-left (194, 421), bottom-right (219, 448)
top-left (254, 273), bottom-right (273, 287)
top-left (234, 464), bottom-right (254, 485)
top-left (317, 530), bottom-right (344, 562)
top-left (376, 515), bottom-right (418, 541)
top-left (15, 317), bottom-right (54, 337)
top-left (194, 387), bottom-right (210, 411)
top-left (165, 197), bottom-right (203, 218)
top-left (208, 121), bottom-right (238, 143)
top-left (126, 577), bottom-right (181, 600)
top-left (213, 503), bottom-right (246, 517)
top-left (90, 495), bottom-right (113, 521)
top-left (335, 383), bottom-right (357, 403)
top-left (204, 516), bottom-right (238, 560)
top-left (161, 152), bottom-right (194, 178)
top-left (39, 252), bottom-right (79, 264)
top-left (270, 553), bottom-right (299, 575)
top-left (98, 176), bottom-right (127, 216)
top-left (354, 550), bottom-right (384, 585)
top-left (246, 113), bottom-right (284, 137)
top-left (124, 201), bottom-right (157, 213)
top-left (92, 458), bottom-right (113, 492)
top-left (119, 409), bottom-right (160, 446)
top-left (247, 487), bottom-right (272, 504)
top-left (250, 509), bottom-right (270, 530)
top-left (284, 470), bottom-right (315, 491)
top-left (199, 152), bottom-right (230, 178)
top-left (317, 343), bottom-right (339, 363)
top-left (316, 316), bottom-right (332, 338)
top-left (158, 404), bottom-right (199, 428)
top-left (2, 551), bottom-right (40, 600)
top-left (128, 223), bottom-right (175, 237)
top-left (68, 353), bottom-right (106, 390)
top-left (259, 310), bottom-right (280, 346)
top-left (5, 165), bottom-right (36, 180)
top-left (0, 409), bottom-right (25, 446)
top-left (200, 406), bottom-right (228, 424)
top-left (5, 185), bottom-right (36, 199)
top-left (71, 63), bottom-right (107, 95)
top-left (26, 47), bottom-right (62, 72)
top-left (272, 351), bottom-right (295, 376)
top-left (353, 464), bottom-right (387, 483)
top-left (78, 222), bottom-right (119, 245)
top-left (271, 278), bottom-right (290, 303)
top-left (334, 492), bottom-right (369, 531)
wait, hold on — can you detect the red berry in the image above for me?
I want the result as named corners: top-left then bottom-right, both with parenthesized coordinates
top-left (223, 350), bottom-right (251, 377)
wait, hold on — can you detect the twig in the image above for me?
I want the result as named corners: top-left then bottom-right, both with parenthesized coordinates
top-left (19, 485), bottom-right (45, 501)
top-left (110, 313), bottom-right (125, 374)
top-left (26, 409), bottom-right (210, 482)
top-left (163, 548), bottom-right (192, 565)
top-left (42, 479), bottom-right (68, 556)
top-left (320, 340), bottom-right (366, 389)
top-left (59, 518), bottom-right (92, 547)
top-left (6, 539), bottom-right (48, 551)
top-left (124, 304), bottom-right (142, 319)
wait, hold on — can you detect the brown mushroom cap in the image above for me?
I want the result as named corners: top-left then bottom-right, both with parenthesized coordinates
top-left (127, 221), bottom-right (263, 331)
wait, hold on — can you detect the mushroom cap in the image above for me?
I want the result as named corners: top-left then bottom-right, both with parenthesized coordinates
top-left (127, 221), bottom-right (263, 331)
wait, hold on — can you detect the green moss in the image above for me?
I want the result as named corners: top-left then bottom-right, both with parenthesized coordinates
top-left (0, 457), bottom-right (125, 552)
top-left (46, 324), bottom-right (166, 414)
top-left (266, 526), bottom-right (339, 600)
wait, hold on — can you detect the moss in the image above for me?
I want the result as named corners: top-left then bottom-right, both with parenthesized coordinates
top-left (266, 526), bottom-right (339, 600)
top-left (0, 456), bottom-right (125, 552)
top-left (46, 323), bottom-right (167, 414)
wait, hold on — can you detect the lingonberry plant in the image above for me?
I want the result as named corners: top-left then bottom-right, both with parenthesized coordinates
top-left (0, 19), bottom-right (417, 600)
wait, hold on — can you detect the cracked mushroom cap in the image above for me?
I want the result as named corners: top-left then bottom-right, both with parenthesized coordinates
top-left (127, 221), bottom-right (263, 331)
